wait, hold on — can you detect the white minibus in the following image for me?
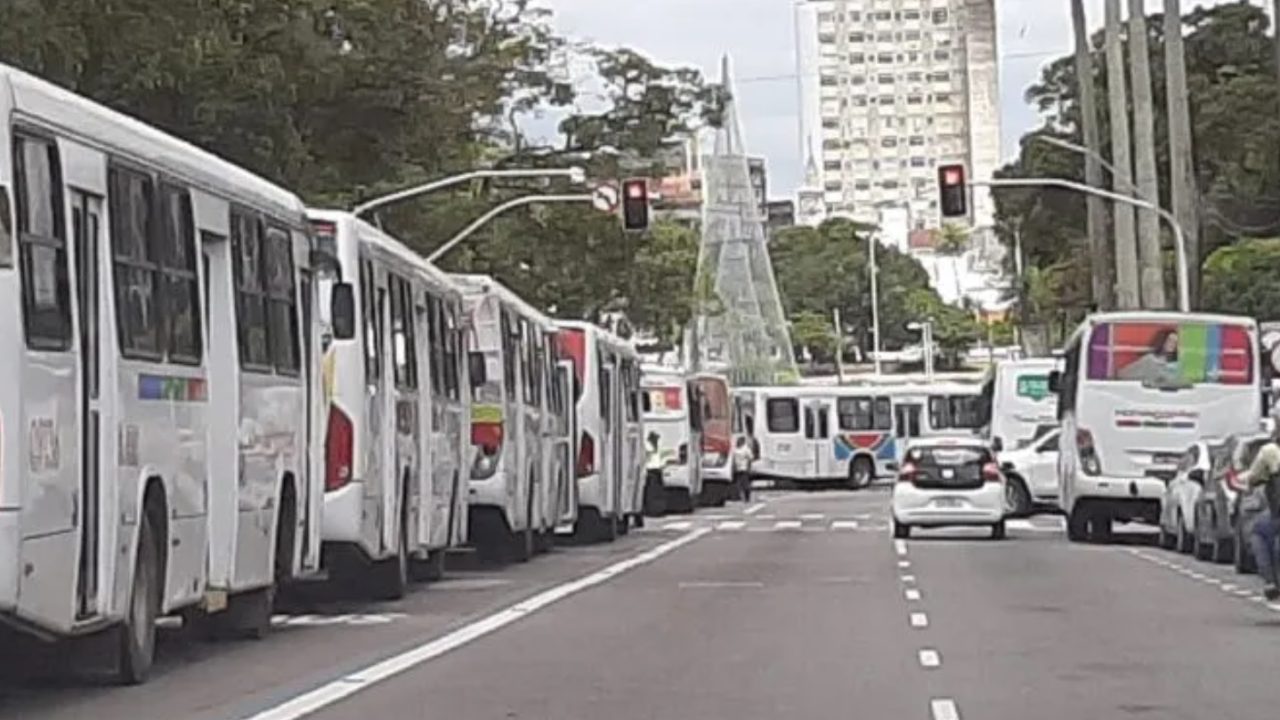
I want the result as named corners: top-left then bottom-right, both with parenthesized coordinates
top-left (308, 212), bottom-right (471, 597)
top-left (977, 358), bottom-right (1061, 453)
top-left (640, 365), bottom-right (703, 513)
top-left (1052, 312), bottom-right (1268, 541)
top-left (0, 64), bottom-right (325, 682)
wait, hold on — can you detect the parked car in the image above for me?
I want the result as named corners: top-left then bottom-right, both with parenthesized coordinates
top-left (892, 436), bottom-right (1007, 539)
top-left (1157, 440), bottom-right (1222, 554)
top-left (1192, 433), bottom-right (1271, 566)
top-left (998, 427), bottom-right (1060, 517)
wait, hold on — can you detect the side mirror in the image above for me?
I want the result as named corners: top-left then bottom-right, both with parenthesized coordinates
top-left (991, 436), bottom-right (1004, 453)
top-left (468, 351), bottom-right (487, 388)
top-left (1047, 370), bottom-right (1062, 394)
top-left (331, 282), bottom-right (356, 341)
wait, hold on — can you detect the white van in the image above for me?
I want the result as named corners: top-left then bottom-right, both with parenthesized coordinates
top-left (640, 365), bottom-right (703, 513)
top-left (1053, 311), bottom-right (1268, 541)
top-left (978, 358), bottom-right (1061, 453)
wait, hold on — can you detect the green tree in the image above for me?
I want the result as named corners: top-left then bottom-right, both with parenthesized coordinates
top-left (790, 311), bottom-right (837, 365)
top-left (1202, 238), bottom-right (1280, 320)
top-left (936, 223), bottom-right (970, 302)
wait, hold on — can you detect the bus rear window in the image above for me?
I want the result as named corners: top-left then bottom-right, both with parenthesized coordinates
top-left (643, 386), bottom-right (683, 415)
top-left (766, 398), bottom-right (799, 433)
top-left (1087, 320), bottom-right (1254, 385)
top-left (556, 328), bottom-right (586, 401)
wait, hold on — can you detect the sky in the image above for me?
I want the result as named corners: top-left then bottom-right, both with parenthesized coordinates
top-left (538, 0), bottom-right (1258, 198)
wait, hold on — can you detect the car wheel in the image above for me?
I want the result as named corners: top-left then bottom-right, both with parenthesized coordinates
top-left (1177, 513), bottom-right (1195, 554)
top-left (1067, 505), bottom-right (1090, 543)
top-left (1212, 534), bottom-right (1234, 564)
top-left (991, 520), bottom-right (1006, 540)
top-left (1194, 530), bottom-right (1214, 561)
top-left (892, 520), bottom-right (911, 539)
top-left (1158, 524), bottom-right (1177, 550)
top-left (1235, 522), bottom-right (1257, 574)
top-left (1004, 475), bottom-right (1033, 518)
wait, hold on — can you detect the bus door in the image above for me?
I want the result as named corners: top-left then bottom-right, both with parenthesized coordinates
top-left (72, 190), bottom-right (105, 617)
top-left (297, 258), bottom-right (321, 572)
top-left (894, 402), bottom-right (923, 461)
top-left (803, 398), bottom-right (831, 477)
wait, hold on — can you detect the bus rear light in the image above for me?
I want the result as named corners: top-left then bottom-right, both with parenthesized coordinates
top-left (471, 421), bottom-right (504, 454)
top-left (325, 407), bottom-right (354, 492)
top-left (576, 432), bottom-right (595, 478)
top-left (1076, 427), bottom-right (1102, 476)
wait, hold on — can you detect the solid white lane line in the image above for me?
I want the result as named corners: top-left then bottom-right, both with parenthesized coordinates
top-left (918, 649), bottom-right (941, 668)
top-left (663, 520), bottom-right (693, 531)
top-left (744, 502), bottom-right (766, 515)
top-left (800, 513), bottom-right (825, 521)
top-left (905, 588), bottom-right (922, 601)
top-left (774, 520), bottom-right (802, 530)
top-left (895, 539), bottom-right (908, 556)
top-left (931, 698), bottom-right (962, 720)
top-left (900, 574), bottom-right (917, 584)
top-left (897, 560), bottom-right (911, 569)
top-left (831, 520), bottom-right (859, 530)
top-left (717, 520), bottom-right (746, 531)
top-left (910, 612), bottom-right (929, 628)
top-left (243, 528), bottom-right (712, 720)
top-left (679, 581), bottom-right (764, 589)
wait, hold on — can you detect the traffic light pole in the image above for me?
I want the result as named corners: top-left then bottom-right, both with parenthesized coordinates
top-left (352, 167), bottom-right (587, 219)
top-left (973, 178), bottom-right (1190, 312)
top-left (425, 194), bottom-right (593, 264)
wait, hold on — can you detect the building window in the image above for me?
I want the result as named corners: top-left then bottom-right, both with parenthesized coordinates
top-left (930, 71), bottom-right (951, 82)
top-left (875, 11), bottom-right (892, 20)
top-left (824, 181), bottom-right (843, 192)
top-left (935, 93), bottom-right (952, 103)
top-left (820, 74), bottom-right (838, 87)
top-left (849, 31), bottom-right (866, 42)
top-left (907, 71), bottom-right (923, 82)
top-left (851, 97), bottom-right (868, 107)
top-left (878, 95), bottom-right (895, 106)
top-left (876, 32), bottom-right (893, 42)
top-left (905, 30), bottom-right (921, 41)
top-left (849, 52), bottom-right (865, 63)
top-left (933, 8), bottom-right (948, 24)
top-left (878, 73), bottom-right (894, 84)
top-left (824, 161), bottom-right (843, 172)
top-left (877, 52), bottom-right (893, 63)
top-left (910, 157), bottom-right (927, 167)
top-left (822, 118), bottom-right (840, 129)
top-left (907, 95), bottom-right (924, 105)
top-left (850, 75), bottom-right (866, 85)
top-left (819, 33), bottom-right (836, 44)
top-left (883, 180), bottom-right (900, 189)
top-left (855, 180), bottom-right (871, 190)
top-left (823, 139), bottom-right (843, 150)
top-left (848, 10), bottom-right (861, 21)
top-left (934, 50), bottom-right (951, 61)
top-left (881, 137), bottom-right (899, 148)
top-left (904, 9), bottom-right (921, 20)
top-left (909, 136), bottom-right (926, 146)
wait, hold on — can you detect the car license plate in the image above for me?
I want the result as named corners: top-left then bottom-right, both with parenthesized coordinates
top-left (934, 497), bottom-right (963, 508)
top-left (941, 468), bottom-right (955, 479)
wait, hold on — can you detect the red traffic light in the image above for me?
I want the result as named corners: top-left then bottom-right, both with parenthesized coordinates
top-left (937, 164), bottom-right (968, 218)
top-left (625, 180), bottom-right (647, 200)
top-left (942, 167), bottom-right (964, 186)
top-left (621, 178), bottom-right (650, 232)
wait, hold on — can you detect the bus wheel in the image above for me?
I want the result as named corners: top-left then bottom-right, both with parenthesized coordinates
top-left (1066, 504), bottom-right (1090, 543)
top-left (372, 503), bottom-right (409, 601)
top-left (115, 511), bottom-right (160, 685)
top-left (848, 458), bottom-right (874, 490)
top-left (410, 550), bottom-right (447, 582)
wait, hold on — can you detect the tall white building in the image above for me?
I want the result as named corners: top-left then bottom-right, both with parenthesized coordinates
top-left (795, 0), bottom-right (1000, 233)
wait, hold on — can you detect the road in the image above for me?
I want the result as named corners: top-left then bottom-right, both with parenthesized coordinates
top-left (4, 485), bottom-right (1280, 720)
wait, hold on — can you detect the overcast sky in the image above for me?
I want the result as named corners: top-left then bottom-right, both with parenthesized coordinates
top-left (538, 0), bottom-right (1258, 198)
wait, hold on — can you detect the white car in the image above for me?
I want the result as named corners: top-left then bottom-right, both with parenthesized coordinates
top-left (998, 428), bottom-right (1061, 516)
top-left (1158, 440), bottom-right (1220, 553)
top-left (892, 437), bottom-right (1007, 539)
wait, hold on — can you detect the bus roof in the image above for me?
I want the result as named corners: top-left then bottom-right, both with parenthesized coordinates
top-left (2, 63), bottom-right (305, 222)
top-left (554, 320), bottom-right (639, 359)
top-left (451, 274), bottom-right (555, 331)
top-left (308, 209), bottom-right (460, 298)
top-left (1079, 311), bottom-right (1258, 327)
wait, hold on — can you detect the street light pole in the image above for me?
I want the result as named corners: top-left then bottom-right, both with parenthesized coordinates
top-left (975, 177), bottom-right (1190, 312)
top-left (869, 231), bottom-right (883, 377)
top-left (352, 167), bottom-right (587, 218)
top-left (426, 194), bottom-right (594, 264)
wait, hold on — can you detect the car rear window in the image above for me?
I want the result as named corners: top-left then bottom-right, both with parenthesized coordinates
top-left (908, 445), bottom-right (991, 467)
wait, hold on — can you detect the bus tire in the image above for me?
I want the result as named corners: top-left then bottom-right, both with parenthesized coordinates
top-left (116, 510), bottom-right (160, 685)
top-left (848, 457), bottom-right (875, 490)
top-left (372, 492), bottom-right (409, 601)
top-left (1066, 504), bottom-right (1090, 543)
top-left (511, 487), bottom-right (536, 563)
top-left (410, 550), bottom-right (447, 582)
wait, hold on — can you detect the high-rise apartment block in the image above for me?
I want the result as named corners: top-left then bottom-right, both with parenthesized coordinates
top-left (795, 0), bottom-right (999, 231)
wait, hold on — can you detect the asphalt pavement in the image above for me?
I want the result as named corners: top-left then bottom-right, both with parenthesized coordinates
top-left (4, 484), bottom-right (1279, 720)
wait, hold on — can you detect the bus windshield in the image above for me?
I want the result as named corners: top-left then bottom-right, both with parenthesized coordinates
top-left (642, 385), bottom-right (685, 419)
top-left (1086, 320), bottom-right (1253, 387)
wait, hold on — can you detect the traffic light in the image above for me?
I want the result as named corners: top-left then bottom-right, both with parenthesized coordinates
top-left (938, 164), bottom-right (968, 218)
top-left (621, 178), bottom-right (650, 232)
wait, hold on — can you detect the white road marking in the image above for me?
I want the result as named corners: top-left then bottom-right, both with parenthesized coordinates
top-left (800, 513), bottom-right (825, 521)
top-left (717, 520), bottom-right (746, 531)
top-left (774, 520), bottom-right (803, 530)
top-left (831, 520), bottom-right (860, 530)
top-left (894, 539), bottom-right (908, 556)
top-left (663, 520), bottom-right (693, 531)
top-left (910, 612), bottom-right (929, 628)
top-left (931, 698), bottom-right (962, 720)
top-left (678, 581), bottom-right (764, 589)
top-left (918, 648), bottom-right (941, 668)
top-left (1235, 589), bottom-right (1254, 597)
top-left (744, 502), bottom-right (766, 515)
top-left (905, 588), bottom-right (922, 601)
top-left (1221, 583), bottom-right (1237, 592)
top-left (755, 513), bottom-right (776, 520)
top-left (897, 560), bottom-right (911, 569)
top-left (702, 513), bottom-right (731, 521)
top-left (1268, 603), bottom-right (1280, 613)
top-left (243, 528), bottom-right (712, 720)
top-left (900, 574), bottom-right (917, 584)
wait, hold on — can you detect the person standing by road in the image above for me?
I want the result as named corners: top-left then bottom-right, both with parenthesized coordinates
top-left (1239, 423), bottom-right (1280, 600)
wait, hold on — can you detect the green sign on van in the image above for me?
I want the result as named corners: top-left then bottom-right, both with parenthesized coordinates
top-left (1016, 375), bottom-right (1051, 401)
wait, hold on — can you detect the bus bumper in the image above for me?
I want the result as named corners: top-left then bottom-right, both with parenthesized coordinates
top-left (659, 464), bottom-right (693, 490)
top-left (701, 463), bottom-right (733, 486)
top-left (0, 508), bottom-right (17, 611)
top-left (322, 482), bottom-right (365, 543)
top-left (1067, 474), bottom-right (1165, 521)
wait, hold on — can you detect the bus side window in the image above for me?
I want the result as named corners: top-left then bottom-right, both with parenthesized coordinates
top-left (15, 133), bottom-right (71, 351)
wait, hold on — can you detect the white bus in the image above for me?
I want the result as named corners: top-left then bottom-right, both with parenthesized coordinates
top-left (555, 321), bottom-right (643, 540)
top-left (1052, 312), bottom-right (1267, 541)
top-left (640, 365), bottom-right (703, 513)
top-left (883, 381), bottom-right (983, 452)
top-left (977, 358), bottom-right (1061, 453)
top-left (308, 212), bottom-right (470, 598)
top-left (0, 64), bottom-right (324, 683)
top-left (751, 385), bottom-right (895, 487)
top-left (454, 275), bottom-right (570, 561)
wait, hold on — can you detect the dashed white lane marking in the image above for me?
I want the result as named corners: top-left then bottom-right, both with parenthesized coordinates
top-left (901, 574), bottom-right (917, 584)
top-left (702, 513), bottom-right (731, 521)
top-left (663, 520), bottom-right (693, 531)
top-left (717, 520), bottom-right (746, 531)
top-left (910, 612), bottom-right (929, 628)
top-left (918, 649), bottom-right (941, 668)
top-left (1006, 518), bottom-right (1066, 532)
top-left (800, 512), bottom-right (825, 521)
top-left (744, 502), bottom-right (766, 516)
top-left (894, 539), bottom-right (908, 556)
top-left (897, 560), bottom-right (911, 569)
top-left (755, 513), bottom-right (776, 520)
top-left (905, 588), bottom-right (922, 601)
top-left (931, 698), bottom-right (962, 720)
top-left (243, 528), bottom-right (712, 720)
top-left (831, 520), bottom-right (860, 530)
top-left (774, 520), bottom-right (803, 531)
top-left (1130, 549), bottom-right (1272, 608)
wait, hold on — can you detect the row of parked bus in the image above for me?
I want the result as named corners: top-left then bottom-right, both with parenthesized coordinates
top-left (0, 64), bottom-right (655, 683)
